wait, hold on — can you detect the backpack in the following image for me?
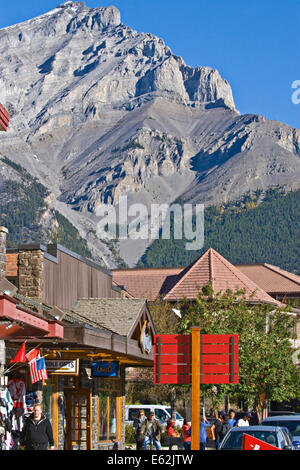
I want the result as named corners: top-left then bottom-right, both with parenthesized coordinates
top-left (220, 422), bottom-right (231, 439)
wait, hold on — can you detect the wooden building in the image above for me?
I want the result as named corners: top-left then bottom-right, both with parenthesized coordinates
top-left (2, 239), bottom-right (156, 450)
top-left (7, 243), bottom-right (123, 309)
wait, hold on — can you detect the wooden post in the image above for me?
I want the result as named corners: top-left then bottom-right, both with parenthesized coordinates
top-left (191, 326), bottom-right (201, 450)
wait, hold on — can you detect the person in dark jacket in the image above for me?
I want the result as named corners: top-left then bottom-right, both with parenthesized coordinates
top-left (20, 404), bottom-right (55, 450)
top-left (211, 411), bottom-right (225, 450)
top-left (140, 412), bottom-right (163, 450)
top-left (133, 409), bottom-right (147, 450)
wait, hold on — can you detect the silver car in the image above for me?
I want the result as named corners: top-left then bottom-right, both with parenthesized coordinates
top-left (218, 425), bottom-right (295, 450)
top-left (261, 415), bottom-right (300, 449)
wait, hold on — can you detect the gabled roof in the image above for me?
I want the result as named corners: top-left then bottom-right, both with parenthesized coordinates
top-left (237, 263), bottom-right (300, 295)
top-left (113, 267), bottom-right (182, 301)
top-left (163, 248), bottom-right (281, 305)
top-left (73, 298), bottom-right (152, 337)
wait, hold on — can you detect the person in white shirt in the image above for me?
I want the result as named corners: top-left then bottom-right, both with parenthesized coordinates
top-left (237, 412), bottom-right (252, 427)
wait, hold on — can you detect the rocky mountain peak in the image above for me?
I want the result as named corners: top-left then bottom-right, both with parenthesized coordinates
top-left (0, 3), bottom-right (299, 267)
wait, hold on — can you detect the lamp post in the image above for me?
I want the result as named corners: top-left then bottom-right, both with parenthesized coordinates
top-left (168, 293), bottom-right (182, 424)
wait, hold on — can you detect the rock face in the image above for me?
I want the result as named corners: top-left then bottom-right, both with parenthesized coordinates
top-left (0, 1), bottom-right (299, 266)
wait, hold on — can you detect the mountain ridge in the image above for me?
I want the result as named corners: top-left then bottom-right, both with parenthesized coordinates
top-left (0, 1), bottom-right (299, 267)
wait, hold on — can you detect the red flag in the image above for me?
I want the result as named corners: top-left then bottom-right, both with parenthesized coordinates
top-left (10, 342), bottom-right (26, 363)
top-left (242, 433), bottom-right (280, 450)
top-left (25, 347), bottom-right (40, 363)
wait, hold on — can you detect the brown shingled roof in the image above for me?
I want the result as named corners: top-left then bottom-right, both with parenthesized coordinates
top-left (113, 249), bottom-right (283, 305)
top-left (73, 298), bottom-right (149, 337)
top-left (163, 248), bottom-right (280, 305)
top-left (237, 264), bottom-right (300, 295)
top-left (112, 267), bottom-right (182, 301)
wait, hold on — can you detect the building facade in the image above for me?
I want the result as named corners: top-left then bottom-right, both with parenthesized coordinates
top-left (1, 238), bottom-right (155, 450)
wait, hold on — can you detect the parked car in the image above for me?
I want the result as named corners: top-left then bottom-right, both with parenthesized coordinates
top-left (218, 425), bottom-right (295, 450)
top-left (261, 415), bottom-right (300, 449)
top-left (125, 404), bottom-right (184, 427)
top-left (267, 411), bottom-right (300, 417)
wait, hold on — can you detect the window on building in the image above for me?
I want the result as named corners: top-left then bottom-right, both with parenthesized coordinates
top-left (97, 378), bottom-right (122, 441)
top-left (42, 383), bottom-right (53, 422)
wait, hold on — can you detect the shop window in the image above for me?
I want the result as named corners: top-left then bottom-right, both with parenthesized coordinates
top-left (42, 383), bottom-right (53, 422)
top-left (97, 378), bottom-right (121, 442)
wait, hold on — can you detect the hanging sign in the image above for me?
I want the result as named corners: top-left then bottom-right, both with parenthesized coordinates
top-left (92, 361), bottom-right (119, 377)
top-left (154, 333), bottom-right (239, 384)
top-left (139, 321), bottom-right (152, 354)
top-left (46, 359), bottom-right (79, 375)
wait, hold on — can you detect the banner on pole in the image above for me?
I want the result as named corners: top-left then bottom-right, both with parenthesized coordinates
top-left (154, 334), bottom-right (239, 385)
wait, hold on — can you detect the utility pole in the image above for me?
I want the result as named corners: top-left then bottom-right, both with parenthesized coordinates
top-left (191, 326), bottom-right (201, 450)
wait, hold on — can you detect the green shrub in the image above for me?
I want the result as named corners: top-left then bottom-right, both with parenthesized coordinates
top-left (125, 424), bottom-right (136, 444)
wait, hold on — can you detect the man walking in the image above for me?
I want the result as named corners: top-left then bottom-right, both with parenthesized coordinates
top-left (133, 409), bottom-right (147, 450)
top-left (20, 403), bottom-right (54, 450)
top-left (141, 411), bottom-right (163, 450)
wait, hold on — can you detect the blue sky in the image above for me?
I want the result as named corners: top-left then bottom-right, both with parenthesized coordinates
top-left (1, 0), bottom-right (299, 129)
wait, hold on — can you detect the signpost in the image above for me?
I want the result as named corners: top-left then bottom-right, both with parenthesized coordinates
top-left (154, 329), bottom-right (239, 450)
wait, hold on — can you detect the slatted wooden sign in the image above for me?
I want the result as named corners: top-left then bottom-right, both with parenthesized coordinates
top-left (0, 104), bottom-right (10, 132)
top-left (154, 333), bottom-right (238, 385)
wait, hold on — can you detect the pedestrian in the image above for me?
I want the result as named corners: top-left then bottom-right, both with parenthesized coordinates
top-left (228, 409), bottom-right (236, 427)
top-left (182, 419), bottom-right (191, 450)
top-left (133, 409), bottom-right (147, 450)
top-left (199, 415), bottom-right (211, 451)
top-left (236, 412), bottom-right (252, 427)
top-left (167, 418), bottom-right (180, 438)
top-left (211, 411), bottom-right (225, 450)
top-left (20, 403), bottom-right (55, 450)
top-left (219, 415), bottom-right (232, 442)
top-left (141, 411), bottom-right (163, 450)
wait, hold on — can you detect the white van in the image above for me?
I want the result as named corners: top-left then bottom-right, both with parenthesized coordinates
top-left (125, 404), bottom-right (184, 427)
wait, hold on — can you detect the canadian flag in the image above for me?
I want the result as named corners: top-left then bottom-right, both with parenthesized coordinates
top-left (242, 433), bottom-right (281, 450)
top-left (25, 347), bottom-right (40, 363)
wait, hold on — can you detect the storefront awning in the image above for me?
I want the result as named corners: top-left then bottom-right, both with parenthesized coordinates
top-left (0, 294), bottom-right (64, 339)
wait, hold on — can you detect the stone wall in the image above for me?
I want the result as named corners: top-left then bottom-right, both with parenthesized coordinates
top-left (18, 249), bottom-right (44, 302)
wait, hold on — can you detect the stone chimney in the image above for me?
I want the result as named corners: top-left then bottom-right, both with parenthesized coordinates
top-left (18, 246), bottom-right (44, 303)
top-left (0, 226), bottom-right (8, 280)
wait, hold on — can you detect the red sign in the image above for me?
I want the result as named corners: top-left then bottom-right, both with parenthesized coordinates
top-left (242, 433), bottom-right (280, 450)
top-left (154, 334), bottom-right (238, 384)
